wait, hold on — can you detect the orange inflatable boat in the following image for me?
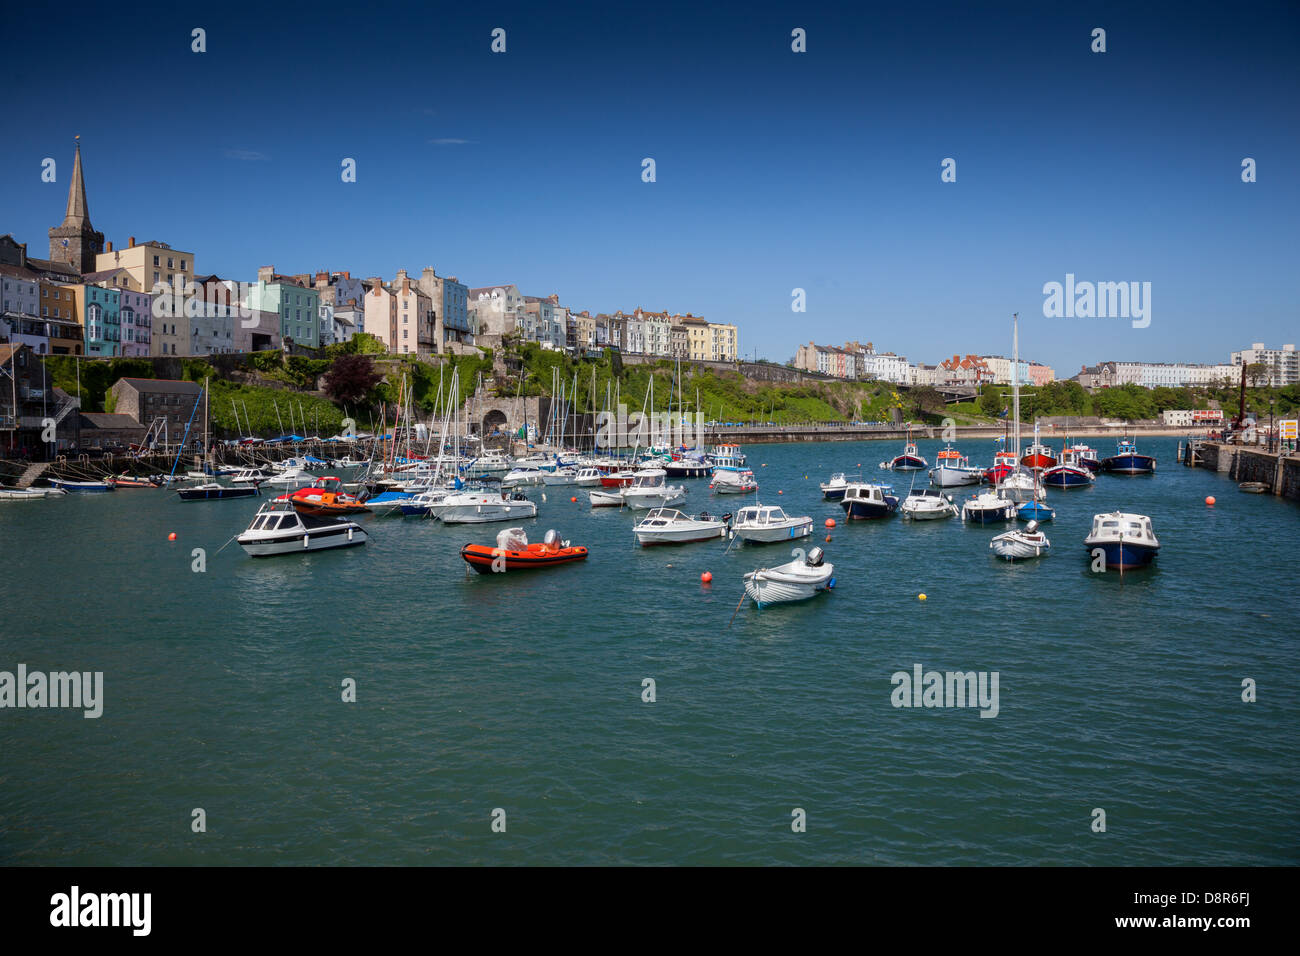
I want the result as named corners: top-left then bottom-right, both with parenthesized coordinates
top-left (461, 528), bottom-right (587, 573)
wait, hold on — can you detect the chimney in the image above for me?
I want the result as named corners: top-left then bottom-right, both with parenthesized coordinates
top-left (343, 271), bottom-right (350, 279)
top-left (128, 237), bottom-right (135, 248)
top-left (258, 266), bottom-right (274, 283)
top-left (18, 242), bottom-right (26, 267)
top-left (106, 240), bottom-right (113, 253)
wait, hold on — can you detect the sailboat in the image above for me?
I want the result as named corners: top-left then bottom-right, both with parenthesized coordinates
top-left (176, 379), bottom-right (259, 500)
top-left (995, 314), bottom-right (1045, 504)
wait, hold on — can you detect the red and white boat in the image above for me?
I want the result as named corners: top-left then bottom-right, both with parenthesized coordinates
top-left (984, 450), bottom-right (1018, 485)
top-left (1020, 442), bottom-right (1056, 470)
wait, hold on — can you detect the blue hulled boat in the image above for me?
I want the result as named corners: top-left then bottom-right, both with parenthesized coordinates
top-left (839, 482), bottom-right (899, 519)
top-left (1042, 447), bottom-right (1096, 488)
top-left (1017, 500), bottom-right (1055, 522)
top-left (1084, 511), bottom-right (1160, 570)
top-left (1101, 439), bottom-right (1156, 475)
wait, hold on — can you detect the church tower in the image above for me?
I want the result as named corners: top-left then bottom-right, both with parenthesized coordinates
top-left (48, 139), bottom-right (104, 275)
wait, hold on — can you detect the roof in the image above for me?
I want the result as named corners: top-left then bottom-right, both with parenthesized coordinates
top-left (113, 378), bottom-right (202, 394)
top-left (82, 268), bottom-right (125, 282)
top-left (0, 343), bottom-right (20, 366)
top-left (79, 412), bottom-right (146, 430)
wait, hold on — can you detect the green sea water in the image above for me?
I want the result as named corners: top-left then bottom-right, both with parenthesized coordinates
top-left (1, 437), bottom-right (1297, 865)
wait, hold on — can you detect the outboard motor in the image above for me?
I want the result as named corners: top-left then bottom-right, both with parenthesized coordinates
top-left (806, 546), bottom-right (825, 567)
top-left (543, 529), bottom-right (560, 547)
top-left (1025, 520), bottom-right (1039, 533)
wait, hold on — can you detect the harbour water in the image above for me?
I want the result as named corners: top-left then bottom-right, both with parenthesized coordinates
top-left (2, 436), bottom-right (1297, 865)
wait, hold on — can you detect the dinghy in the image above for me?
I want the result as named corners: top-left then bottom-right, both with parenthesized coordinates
top-left (743, 546), bottom-right (835, 607)
top-left (460, 528), bottom-right (587, 573)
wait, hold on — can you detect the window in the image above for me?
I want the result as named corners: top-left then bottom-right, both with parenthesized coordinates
top-left (153, 256), bottom-right (159, 266)
top-left (180, 260), bottom-right (187, 270)
top-left (154, 271), bottom-right (160, 283)
top-left (167, 258), bottom-right (174, 268)
top-left (42, 287), bottom-right (48, 297)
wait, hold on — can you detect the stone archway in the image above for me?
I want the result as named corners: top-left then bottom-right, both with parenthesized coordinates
top-left (482, 408), bottom-right (508, 437)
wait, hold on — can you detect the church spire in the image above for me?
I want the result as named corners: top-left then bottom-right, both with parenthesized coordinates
top-left (63, 137), bottom-right (91, 229)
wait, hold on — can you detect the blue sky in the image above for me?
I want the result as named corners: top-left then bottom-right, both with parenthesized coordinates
top-left (4, 0), bottom-right (1297, 373)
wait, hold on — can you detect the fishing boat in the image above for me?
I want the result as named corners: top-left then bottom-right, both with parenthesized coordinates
top-left (1016, 500), bottom-right (1055, 522)
top-left (439, 490), bottom-right (538, 524)
top-left (984, 450), bottom-right (1018, 485)
top-left (743, 546), bottom-right (835, 607)
top-left (236, 499), bottom-right (367, 556)
top-left (710, 467), bottom-right (758, 494)
top-left (0, 486), bottom-right (68, 500)
top-left (1067, 443), bottom-right (1101, 473)
top-left (990, 520), bottom-right (1051, 560)
top-left (1041, 446), bottom-right (1095, 488)
top-left (1020, 442), bottom-right (1056, 470)
top-left (928, 447), bottom-right (982, 487)
top-left (664, 455), bottom-right (712, 478)
top-left (176, 481), bottom-right (261, 501)
top-left (461, 527), bottom-right (587, 573)
top-left (1101, 439), bottom-right (1157, 475)
top-left (882, 434), bottom-right (928, 471)
top-left (286, 476), bottom-right (370, 516)
top-left (710, 444), bottom-right (747, 469)
top-left (731, 504), bottom-right (813, 543)
top-left (1084, 511), bottom-right (1160, 569)
top-left (48, 478), bottom-right (114, 493)
top-left (899, 487), bottom-right (958, 520)
top-left (620, 469), bottom-right (687, 510)
top-left (960, 489), bottom-right (1016, 524)
top-left (632, 508), bottom-right (730, 546)
top-left (839, 482), bottom-right (899, 520)
top-left (818, 472), bottom-right (851, 500)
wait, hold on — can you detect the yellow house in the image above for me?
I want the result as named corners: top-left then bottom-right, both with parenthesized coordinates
top-left (707, 322), bottom-right (738, 361)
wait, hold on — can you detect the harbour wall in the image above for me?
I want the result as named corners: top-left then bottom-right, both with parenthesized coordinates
top-left (1191, 442), bottom-right (1300, 500)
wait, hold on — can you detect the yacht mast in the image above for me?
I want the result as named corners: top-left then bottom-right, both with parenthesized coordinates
top-left (1012, 312), bottom-right (1021, 458)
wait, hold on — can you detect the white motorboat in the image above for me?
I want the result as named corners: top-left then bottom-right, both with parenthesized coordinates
top-left (439, 490), bottom-right (538, 524)
top-left (819, 472), bottom-right (851, 500)
top-left (0, 485), bottom-right (68, 500)
top-left (541, 467), bottom-right (580, 486)
top-left (996, 466), bottom-right (1046, 503)
top-left (620, 469), bottom-right (687, 510)
top-left (229, 467), bottom-right (272, 484)
top-left (1083, 511), bottom-right (1160, 570)
top-left (961, 490), bottom-right (1016, 523)
top-left (990, 520), bottom-right (1051, 560)
top-left (928, 446), bottom-right (983, 487)
top-left (574, 466), bottom-right (605, 487)
top-left (731, 504), bottom-right (813, 543)
top-left (743, 546), bottom-right (835, 606)
top-left (264, 467), bottom-right (317, 490)
top-left (502, 466), bottom-right (546, 489)
top-left (236, 499), bottom-right (367, 556)
top-left (632, 508), bottom-right (729, 546)
top-left (899, 487), bottom-right (958, 520)
top-left (710, 467), bottom-right (757, 494)
top-left (469, 451), bottom-right (513, 476)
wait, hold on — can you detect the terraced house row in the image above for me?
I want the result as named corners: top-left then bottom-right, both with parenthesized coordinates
top-left (1, 144), bottom-right (737, 363)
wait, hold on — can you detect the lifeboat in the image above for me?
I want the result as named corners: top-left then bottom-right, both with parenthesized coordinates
top-left (284, 476), bottom-right (371, 516)
top-left (461, 528), bottom-right (588, 573)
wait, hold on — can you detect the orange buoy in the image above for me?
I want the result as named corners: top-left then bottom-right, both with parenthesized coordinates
top-left (168, 532), bottom-right (177, 541)
top-left (825, 535), bottom-right (832, 542)
top-left (824, 518), bottom-right (836, 528)
top-left (701, 571), bottom-right (713, 584)
top-left (570, 496), bottom-right (577, 502)
top-left (778, 490), bottom-right (783, 495)
top-left (1205, 496), bottom-right (1215, 506)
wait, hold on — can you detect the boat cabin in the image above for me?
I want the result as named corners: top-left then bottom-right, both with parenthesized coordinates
top-left (1089, 512), bottom-right (1157, 544)
top-left (843, 483), bottom-right (894, 504)
top-left (734, 505), bottom-right (791, 526)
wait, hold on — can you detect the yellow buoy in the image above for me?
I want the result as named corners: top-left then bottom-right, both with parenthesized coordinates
top-left (918, 593), bottom-right (927, 601)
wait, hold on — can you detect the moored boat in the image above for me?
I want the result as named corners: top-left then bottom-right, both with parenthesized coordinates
top-left (632, 508), bottom-right (730, 546)
top-left (928, 447), bottom-right (982, 487)
top-left (0, 486), bottom-right (68, 500)
top-left (1017, 500), bottom-right (1055, 522)
top-left (731, 504), bottom-right (813, 543)
top-left (49, 478), bottom-right (114, 493)
top-left (743, 546), bottom-right (835, 607)
top-left (176, 481), bottom-right (261, 501)
top-left (588, 488), bottom-right (627, 508)
top-left (109, 474), bottom-right (160, 488)
top-left (1101, 439), bottom-right (1157, 475)
top-left (439, 490), bottom-right (538, 524)
top-left (840, 482), bottom-right (899, 519)
top-left (984, 450), bottom-right (1018, 486)
top-left (1041, 446), bottom-right (1095, 488)
top-left (620, 469), bottom-right (687, 510)
top-left (710, 467), bottom-right (758, 494)
top-left (1084, 511), bottom-right (1160, 569)
top-left (899, 487), bottom-right (958, 520)
top-left (286, 476), bottom-right (370, 516)
top-left (461, 527), bottom-right (587, 573)
top-left (236, 499), bottom-right (367, 556)
top-left (883, 438), bottom-right (927, 471)
top-left (990, 520), bottom-right (1051, 560)
top-left (819, 472), bottom-right (851, 500)
top-left (961, 490), bottom-right (1016, 524)
top-left (1020, 442), bottom-right (1056, 470)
